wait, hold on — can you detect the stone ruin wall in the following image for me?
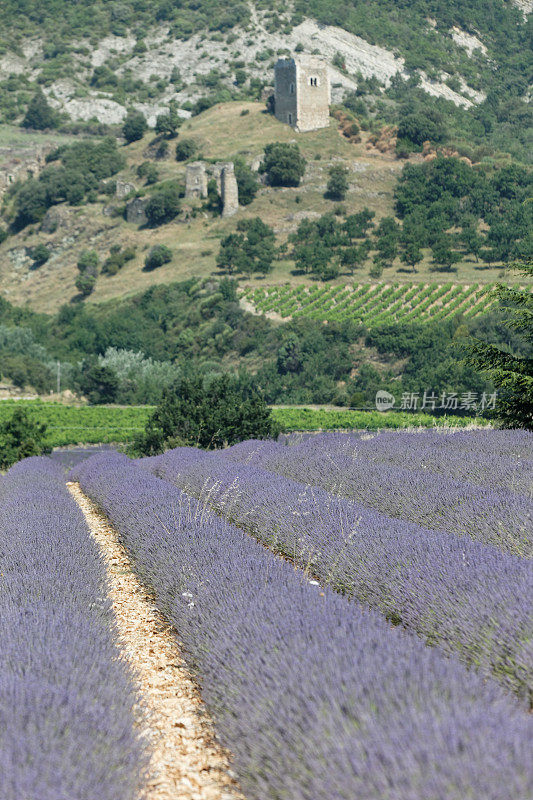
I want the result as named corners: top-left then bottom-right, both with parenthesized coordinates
top-left (185, 160), bottom-right (238, 216)
top-left (274, 56), bottom-right (330, 132)
top-left (0, 143), bottom-right (54, 200)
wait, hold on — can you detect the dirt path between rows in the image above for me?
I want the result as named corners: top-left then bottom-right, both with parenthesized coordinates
top-left (67, 482), bottom-right (242, 800)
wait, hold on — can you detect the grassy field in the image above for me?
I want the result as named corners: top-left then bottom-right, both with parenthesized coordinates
top-left (0, 401), bottom-right (154, 448)
top-left (0, 400), bottom-right (488, 448)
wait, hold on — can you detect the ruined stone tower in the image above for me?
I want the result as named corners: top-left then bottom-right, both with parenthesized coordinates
top-left (274, 55), bottom-right (330, 132)
top-left (185, 161), bottom-right (208, 199)
top-left (220, 162), bottom-right (239, 217)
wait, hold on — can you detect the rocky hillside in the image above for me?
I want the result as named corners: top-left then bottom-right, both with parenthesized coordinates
top-left (0, 0), bottom-right (530, 314)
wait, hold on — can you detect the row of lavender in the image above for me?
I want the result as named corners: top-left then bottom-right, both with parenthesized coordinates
top-left (222, 434), bottom-right (533, 557)
top-left (71, 452), bottom-right (533, 800)
top-left (0, 458), bottom-right (146, 800)
top-left (281, 429), bottom-right (532, 496)
top-left (138, 446), bottom-right (533, 702)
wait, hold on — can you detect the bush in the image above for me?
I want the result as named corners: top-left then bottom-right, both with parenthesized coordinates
top-left (397, 108), bottom-right (446, 146)
top-left (122, 110), bottom-right (148, 143)
top-left (144, 244), bottom-right (172, 270)
top-left (145, 184), bottom-right (181, 226)
top-left (132, 373), bottom-right (279, 453)
top-left (102, 245), bottom-right (136, 275)
top-left (137, 162), bottom-right (159, 184)
top-left (0, 407), bottom-right (48, 469)
top-left (75, 273), bottom-right (96, 296)
top-left (77, 249), bottom-right (99, 274)
top-left (175, 138), bottom-right (197, 161)
top-left (262, 142), bottom-right (307, 187)
top-left (32, 243), bottom-right (51, 266)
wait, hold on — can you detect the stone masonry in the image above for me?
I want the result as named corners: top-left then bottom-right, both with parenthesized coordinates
top-left (220, 162), bottom-right (239, 217)
top-left (274, 55), bottom-right (330, 132)
top-left (185, 161), bottom-right (208, 199)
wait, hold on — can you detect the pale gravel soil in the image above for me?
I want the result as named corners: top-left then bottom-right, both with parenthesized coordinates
top-left (67, 482), bottom-right (243, 800)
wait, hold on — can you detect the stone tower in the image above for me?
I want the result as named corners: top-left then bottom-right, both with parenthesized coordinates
top-left (274, 55), bottom-right (330, 132)
top-left (185, 161), bottom-right (208, 199)
top-left (220, 162), bottom-right (239, 217)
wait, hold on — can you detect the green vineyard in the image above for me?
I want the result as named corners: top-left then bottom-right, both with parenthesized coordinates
top-left (242, 283), bottom-right (497, 326)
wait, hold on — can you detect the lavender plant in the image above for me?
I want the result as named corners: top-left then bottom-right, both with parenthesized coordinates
top-left (0, 457), bottom-right (147, 800)
top-left (220, 434), bottom-right (533, 557)
top-left (137, 446), bottom-right (533, 702)
top-left (71, 452), bottom-right (533, 800)
top-left (272, 429), bottom-right (533, 496)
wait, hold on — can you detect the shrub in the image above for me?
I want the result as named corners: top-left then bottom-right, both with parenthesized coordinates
top-left (261, 142), bottom-right (306, 187)
top-left (175, 138), bottom-right (197, 161)
top-left (144, 244), bottom-right (172, 270)
top-left (145, 184), bottom-right (181, 226)
top-left (77, 249), bottom-right (99, 274)
top-left (75, 273), bottom-right (97, 296)
top-left (0, 407), bottom-right (48, 468)
top-left (122, 110), bottom-right (148, 143)
top-left (32, 243), bottom-right (51, 266)
top-left (137, 161), bottom-right (159, 184)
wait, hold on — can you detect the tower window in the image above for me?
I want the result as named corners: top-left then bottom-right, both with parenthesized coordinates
top-left (309, 76), bottom-right (319, 87)
top-left (290, 82), bottom-right (295, 94)
top-left (288, 112), bottom-right (293, 125)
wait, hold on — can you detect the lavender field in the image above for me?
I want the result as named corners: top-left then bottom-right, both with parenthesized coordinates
top-left (72, 450), bottom-right (533, 800)
top-left (2, 429), bottom-right (532, 799)
top-left (0, 458), bottom-right (147, 800)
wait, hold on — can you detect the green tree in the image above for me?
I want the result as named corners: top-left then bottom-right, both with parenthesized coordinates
top-left (397, 107), bottom-right (446, 146)
top-left (431, 234), bottom-right (461, 271)
top-left (78, 362), bottom-right (119, 404)
top-left (234, 157), bottom-right (259, 205)
top-left (122, 110), bottom-right (148, 143)
top-left (326, 165), bottom-right (349, 201)
top-left (13, 180), bottom-right (48, 229)
top-left (217, 218), bottom-right (276, 276)
top-left (22, 88), bottom-right (59, 130)
top-left (466, 260), bottom-right (533, 429)
top-left (155, 101), bottom-right (181, 137)
top-left (343, 209), bottom-right (374, 240)
top-left (401, 240), bottom-right (423, 273)
top-left (277, 334), bottom-right (303, 374)
top-left (262, 142), bottom-right (306, 187)
top-left (145, 184), bottom-right (181, 226)
top-left (0, 407), bottom-right (49, 469)
top-left (175, 138), bottom-right (197, 161)
top-left (133, 373), bottom-right (279, 453)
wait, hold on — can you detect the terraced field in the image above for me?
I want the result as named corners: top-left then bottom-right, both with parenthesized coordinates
top-left (242, 282), bottom-right (497, 326)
